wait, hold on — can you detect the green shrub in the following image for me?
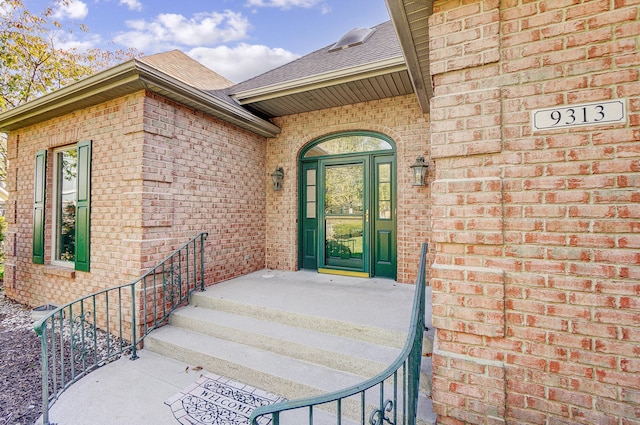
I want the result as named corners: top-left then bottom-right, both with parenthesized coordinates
top-left (332, 222), bottom-right (362, 239)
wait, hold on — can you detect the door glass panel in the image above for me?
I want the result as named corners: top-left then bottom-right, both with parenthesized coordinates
top-left (306, 168), bottom-right (316, 185)
top-left (378, 163), bottom-right (391, 220)
top-left (306, 169), bottom-right (317, 219)
top-left (307, 202), bottom-right (316, 219)
top-left (324, 163), bottom-right (364, 267)
top-left (301, 165), bottom-right (318, 269)
top-left (325, 164), bottom-right (363, 214)
top-left (325, 218), bottom-right (363, 260)
top-left (373, 158), bottom-right (395, 278)
top-left (306, 186), bottom-right (316, 202)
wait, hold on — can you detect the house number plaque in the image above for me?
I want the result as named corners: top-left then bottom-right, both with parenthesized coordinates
top-left (532, 100), bottom-right (626, 131)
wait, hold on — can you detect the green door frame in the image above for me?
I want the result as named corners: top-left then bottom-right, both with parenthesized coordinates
top-left (298, 132), bottom-right (397, 279)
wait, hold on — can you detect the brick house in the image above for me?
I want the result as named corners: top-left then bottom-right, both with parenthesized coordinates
top-left (1, 1), bottom-right (639, 424)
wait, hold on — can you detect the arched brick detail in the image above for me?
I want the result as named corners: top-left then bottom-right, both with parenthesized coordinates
top-left (265, 95), bottom-right (431, 284)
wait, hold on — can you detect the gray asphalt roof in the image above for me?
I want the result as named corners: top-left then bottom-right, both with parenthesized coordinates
top-left (229, 20), bottom-right (401, 94)
top-left (138, 50), bottom-right (234, 91)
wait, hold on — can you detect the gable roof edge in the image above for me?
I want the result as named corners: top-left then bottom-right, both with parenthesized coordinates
top-left (0, 58), bottom-right (281, 137)
top-left (0, 60), bottom-right (141, 132)
top-left (135, 60), bottom-right (281, 137)
top-left (231, 56), bottom-right (407, 105)
top-left (385, 0), bottom-right (433, 113)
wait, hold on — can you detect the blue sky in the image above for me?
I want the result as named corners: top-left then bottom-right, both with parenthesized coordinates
top-left (24, 0), bottom-right (391, 82)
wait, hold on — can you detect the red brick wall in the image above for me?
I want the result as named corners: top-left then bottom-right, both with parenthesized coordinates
top-left (430, 1), bottom-right (640, 424)
top-left (141, 93), bottom-right (267, 283)
top-left (5, 92), bottom-right (148, 307)
top-left (266, 94), bottom-right (431, 284)
top-left (4, 90), bottom-right (267, 308)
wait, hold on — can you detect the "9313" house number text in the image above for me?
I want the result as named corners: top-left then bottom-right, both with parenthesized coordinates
top-left (532, 100), bottom-right (626, 131)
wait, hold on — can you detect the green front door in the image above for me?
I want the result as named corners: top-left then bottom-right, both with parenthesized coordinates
top-left (299, 133), bottom-right (396, 279)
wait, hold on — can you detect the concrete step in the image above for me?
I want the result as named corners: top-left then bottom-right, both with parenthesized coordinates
top-left (169, 303), bottom-right (401, 377)
top-left (145, 326), bottom-right (366, 398)
top-left (168, 301), bottom-right (433, 388)
top-left (144, 270), bottom-right (436, 424)
top-left (188, 291), bottom-right (407, 348)
top-left (145, 327), bottom-right (434, 425)
top-left (145, 327), bottom-right (373, 425)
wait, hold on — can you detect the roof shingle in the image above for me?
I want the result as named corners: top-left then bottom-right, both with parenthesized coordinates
top-left (138, 50), bottom-right (234, 91)
top-left (229, 20), bottom-right (401, 94)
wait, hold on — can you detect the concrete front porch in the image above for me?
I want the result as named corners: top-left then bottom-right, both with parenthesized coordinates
top-left (39, 270), bottom-right (435, 425)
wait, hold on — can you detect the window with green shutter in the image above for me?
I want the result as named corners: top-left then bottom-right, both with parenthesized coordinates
top-left (35, 140), bottom-right (92, 271)
top-left (74, 140), bottom-right (91, 272)
top-left (32, 150), bottom-right (47, 264)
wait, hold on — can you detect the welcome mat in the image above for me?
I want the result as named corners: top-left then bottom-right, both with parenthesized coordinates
top-left (165, 373), bottom-right (287, 425)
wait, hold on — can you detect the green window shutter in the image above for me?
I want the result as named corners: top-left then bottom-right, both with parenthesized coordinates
top-left (75, 140), bottom-right (92, 272)
top-left (33, 150), bottom-right (47, 264)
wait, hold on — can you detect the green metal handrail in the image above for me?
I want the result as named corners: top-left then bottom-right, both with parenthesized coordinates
top-left (250, 243), bottom-right (429, 425)
top-left (34, 232), bottom-right (208, 425)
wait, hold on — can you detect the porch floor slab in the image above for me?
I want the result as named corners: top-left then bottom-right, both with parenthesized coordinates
top-left (37, 269), bottom-right (432, 425)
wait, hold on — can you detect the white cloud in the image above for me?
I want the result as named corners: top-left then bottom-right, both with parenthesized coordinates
top-left (119, 0), bottom-right (142, 12)
top-left (114, 10), bottom-right (250, 53)
top-left (188, 44), bottom-right (299, 83)
top-left (52, 32), bottom-right (101, 52)
top-left (52, 0), bottom-right (89, 20)
top-left (246, 0), bottom-right (325, 9)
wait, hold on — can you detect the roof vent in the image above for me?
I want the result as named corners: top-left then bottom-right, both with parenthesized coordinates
top-left (329, 27), bottom-right (376, 52)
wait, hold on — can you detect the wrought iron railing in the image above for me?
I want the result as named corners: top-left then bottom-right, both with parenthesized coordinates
top-left (33, 232), bottom-right (208, 425)
top-left (250, 243), bottom-right (429, 425)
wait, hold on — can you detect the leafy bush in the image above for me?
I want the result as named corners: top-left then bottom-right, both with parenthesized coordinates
top-left (332, 222), bottom-right (362, 239)
top-left (326, 241), bottom-right (351, 259)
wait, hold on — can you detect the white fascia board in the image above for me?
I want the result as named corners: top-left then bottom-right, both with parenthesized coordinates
top-left (0, 61), bottom-right (141, 131)
top-left (231, 56), bottom-right (407, 105)
top-left (385, 0), bottom-right (433, 113)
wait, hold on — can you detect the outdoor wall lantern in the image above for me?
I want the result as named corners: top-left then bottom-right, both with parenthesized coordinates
top-left (410, 156), bottom-right (428, 186)
top-left (271, 166), bottom-right (285, 191)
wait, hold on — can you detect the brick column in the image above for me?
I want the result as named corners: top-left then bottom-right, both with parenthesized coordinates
top-left (429, 1), bottom-right (640, 424)
top-left (429, 1), bottom-right (507, 424)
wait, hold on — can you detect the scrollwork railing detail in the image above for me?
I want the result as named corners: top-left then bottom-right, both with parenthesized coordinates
top-left (163, 266), bottom-right (182, 303)
top-left (70, 311), bottom-right (95, 364)
top-left (370, 399), bottom-right (395, 425)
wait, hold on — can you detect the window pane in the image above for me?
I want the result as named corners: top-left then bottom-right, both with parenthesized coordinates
top-left (306, 202), bottom-right (316, 219)
top-left (379, 201), bottom-right (391, 219)
top-left (324, 164), bottom-right (364, 215)
top-left (378, 182), bottom-right (390, 201)
top-left (306, 169), bottom-right (316, 185)
top-left (306, 186), bottom-right (316, 202)
top-left (378, 163), bottom-right (391, 220)
top-left (306, 168), bottom-right (316, 219)
top-left (325, 217), bottom-right (363, 260)
top-left (304, 135), bottom-right (392, 157)
top-left (57, 149), bottom-right (77, 262)
top-left (379, 163), bottom-right (391, 182)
